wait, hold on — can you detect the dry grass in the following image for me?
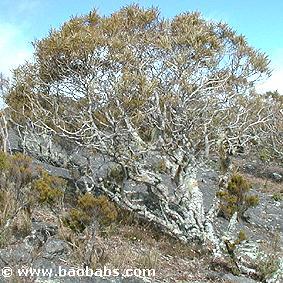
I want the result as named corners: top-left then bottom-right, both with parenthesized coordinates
top-left (56, 219), bottom-right (222, 282)
top-left (0, 184), bottom-right (28, 247)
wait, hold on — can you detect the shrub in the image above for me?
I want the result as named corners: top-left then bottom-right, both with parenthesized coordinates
top-left (62, 208), bottom-right (92, 232)
top-left (63, 193), bottom-right (118, 232)
top-left (258, 148), bottom-right (271, 162)
top-left (0, 151), bottom-right (33, 192)
top-left (217, 174), bottom-right (259, 219)
top-left (32, 170), bottom-right (65, 205)
top-left (78, 194), bottom-right (118, 225)
top-left (8, 153), bottom-right (32, 189)
top-left (0, 152), bottom-right (33, 246)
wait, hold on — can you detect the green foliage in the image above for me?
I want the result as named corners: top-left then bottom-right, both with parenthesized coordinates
top-left (63, 193), bottom-right (118, 232)
top-left (0, 152), bottom-right (32, 230)
top-left (32, 170), bottom-right (65, 205)
top-left (78, 194), bottom-right (118, 225)
top-left (0, 151), bottom-right (33, 246)
top-left (257, 256), bottom-right (280, 281)
top-left (0, 151), bottom-right (69, 246)
top-left (237, 230), bottom-right (247, 243)
top-left (225, 230), bottom-right (247, 252)
top-left (217, 174), bottom-right (259, 219)
top-left (63, 208), bottom-right (92, 233)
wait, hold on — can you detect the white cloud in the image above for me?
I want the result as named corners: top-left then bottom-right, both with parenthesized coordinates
top-left (0, 22), bottom-right (33, 77)
top-left (256, 49), bottom-right (283, 94)
top-left (256, 68), bottom-right (283, 94)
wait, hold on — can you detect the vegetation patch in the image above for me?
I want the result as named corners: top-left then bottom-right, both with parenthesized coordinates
top-left (63, 193), bottom-right (118, 232)
top-left (217, 174), bottom-right (259, 219)
top-left (32, 170), bottom-right (65, 205)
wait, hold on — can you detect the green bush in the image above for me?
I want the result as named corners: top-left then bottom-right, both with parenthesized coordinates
top-left (32, 170), bottom-right (65, 205)
top-left (0, 151), bottom-right (33, 192)
top-left (217, 174), bottom-right (259, 219)
top-left (63, 193), bottom-right (118, 232)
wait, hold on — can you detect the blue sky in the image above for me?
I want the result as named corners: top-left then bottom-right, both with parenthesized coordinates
top-left (1, 0), bottom-right (282, 93)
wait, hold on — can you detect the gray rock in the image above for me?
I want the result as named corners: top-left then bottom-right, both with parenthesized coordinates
top-left (32, 258), bottom-right (61, 271)
top-left (41, 239), bottom-right (70, 260)
top-left (25, 221), bottom-right (58, 248)
top-left (247, 192), bottom-right (283, 235)
top-left (0, 243), bottom-right (33, 266)
top-left (198, 168), bottom-right (218, 212)
top-left (222, 273), bottom-right (259, 283)
top-left (31, 160), bottom-right (73, 180)
top-left (7, 127), bottom-right (23, 152)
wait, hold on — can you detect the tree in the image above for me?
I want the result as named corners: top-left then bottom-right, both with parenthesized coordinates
top-left (259, 91), bottom-right (283, 160)
top-left (4, 6), bottom-right (271, 252)
top-left (0, 73), bottom-right (9, 153)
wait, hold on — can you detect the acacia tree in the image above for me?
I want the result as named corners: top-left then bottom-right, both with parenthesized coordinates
top-left (5, 6), bottom-right (271, 252)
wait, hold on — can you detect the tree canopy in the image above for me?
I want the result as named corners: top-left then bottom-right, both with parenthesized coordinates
top-left (5, 6), bottom-right (272, 157)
